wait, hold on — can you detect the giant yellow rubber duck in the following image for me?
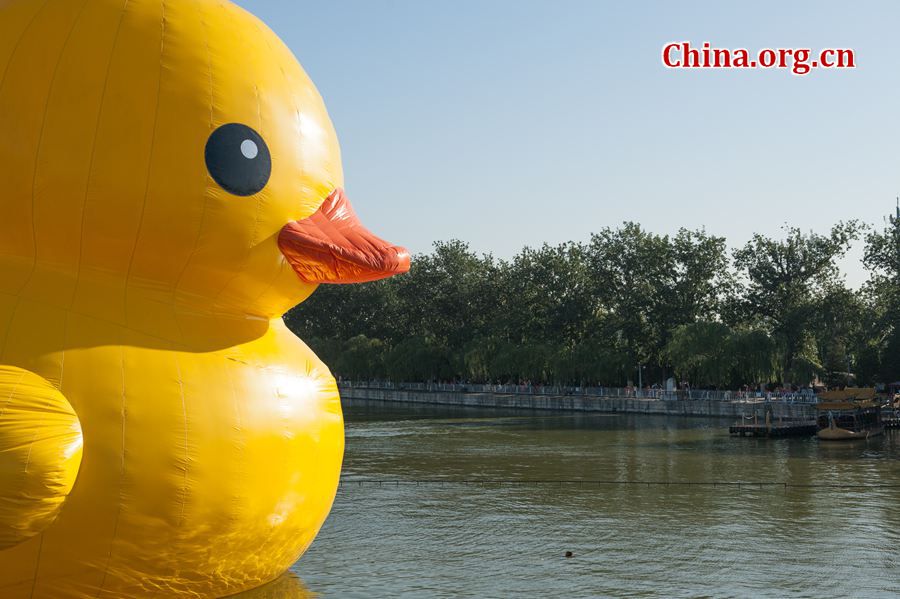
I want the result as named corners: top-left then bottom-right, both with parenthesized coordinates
top-left (0, 0), bottom-right (409, 596)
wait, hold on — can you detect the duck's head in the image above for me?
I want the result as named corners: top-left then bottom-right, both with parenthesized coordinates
top-left (0, 0), bottom-right (408, 320)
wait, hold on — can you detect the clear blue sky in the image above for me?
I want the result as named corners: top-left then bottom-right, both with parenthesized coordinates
top-left (236, 0), bottom-right (900, 288)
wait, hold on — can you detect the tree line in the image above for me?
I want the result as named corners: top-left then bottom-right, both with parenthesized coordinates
top-left (284, 209), bottom-right (900, 390)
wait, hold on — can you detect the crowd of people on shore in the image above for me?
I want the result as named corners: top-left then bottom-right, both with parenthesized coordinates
top-left (339, 378), bottom-right (826, 402)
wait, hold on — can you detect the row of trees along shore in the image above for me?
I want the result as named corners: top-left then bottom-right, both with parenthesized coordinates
top-left (284, 210), bottom-right (900, 390)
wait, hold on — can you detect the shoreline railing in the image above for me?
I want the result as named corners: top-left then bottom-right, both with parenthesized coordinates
top-left (338, 380), bottom-right (820, 404)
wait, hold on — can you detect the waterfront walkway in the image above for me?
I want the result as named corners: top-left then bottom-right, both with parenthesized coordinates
top-left (339, 381), bottom-right (818, 403)
top-left (338, 381), bottom-right (817, 420)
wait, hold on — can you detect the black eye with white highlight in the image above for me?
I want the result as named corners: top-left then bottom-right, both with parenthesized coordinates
top-left (205, 123), bottom-right (271, 196)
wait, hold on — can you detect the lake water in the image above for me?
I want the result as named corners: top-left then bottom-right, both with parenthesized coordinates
top-left (274, 400), bottom-right (900, 597)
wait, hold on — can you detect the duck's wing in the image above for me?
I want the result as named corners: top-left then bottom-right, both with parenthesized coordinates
top-left (0, 366), bottom-right (83, 550)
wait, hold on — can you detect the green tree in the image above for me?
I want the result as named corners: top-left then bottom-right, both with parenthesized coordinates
top-left (665, 322), bottom-right (733, 387)
top-left (732, 222), bottom-right (859, 385)
top-left (335, 335), bottom-right (387, 380)
top-left (501, 243), bottom-right (592, 346)
top-left (283, 218), bottom-right (884, 390)
top-left (666, 323), bottom-right (779, 388)
top-left (386, 336), bottom-right (454, 381)
top-left (727, 329), bottom-right (778, 388)
top-left (863, 207), bottom-right (900, 383)
top-left (586, 223), bottom-right (731, 380)
top-left (395, 240), bottom-right (503, 350)
top-left (284, 278), bottom-right (401, 343)
top-left (810, 283), bottom-right (864, 387)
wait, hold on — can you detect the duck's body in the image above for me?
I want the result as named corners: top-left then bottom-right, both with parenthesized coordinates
top-left (0, 0), bottom-right (408, 596)
top-left (0, 303), bottom-right (342, 597)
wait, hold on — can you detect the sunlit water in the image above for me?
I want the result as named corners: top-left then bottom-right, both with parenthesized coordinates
top-left (284, 400), bottom-right (900, 597)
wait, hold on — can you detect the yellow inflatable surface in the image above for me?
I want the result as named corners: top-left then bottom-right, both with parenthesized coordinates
top-left (0, 0), bottom-right (409, 596)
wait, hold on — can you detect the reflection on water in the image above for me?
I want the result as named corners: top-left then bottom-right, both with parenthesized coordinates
top-left (290, 400), bottom-right (900, 597)
top-left (229, 571), bottom-right (313, 598)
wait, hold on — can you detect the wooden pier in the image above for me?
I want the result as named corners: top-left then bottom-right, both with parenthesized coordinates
top-left (729, 420), bottom-right (818, 438)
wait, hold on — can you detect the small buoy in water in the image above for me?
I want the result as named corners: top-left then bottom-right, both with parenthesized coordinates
top-left (565, 551), bottom-right (574, 558)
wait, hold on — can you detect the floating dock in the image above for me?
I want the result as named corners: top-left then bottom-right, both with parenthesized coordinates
top-left (731, 412), bottom-right (900, 438)
top-left (729, 421), bottom-right (818, 438)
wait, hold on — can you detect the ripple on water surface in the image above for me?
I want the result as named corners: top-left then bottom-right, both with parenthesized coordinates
top-left (295, 400), bottom-right (900, 597)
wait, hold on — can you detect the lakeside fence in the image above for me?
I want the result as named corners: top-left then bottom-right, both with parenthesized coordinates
top-left (338, 380), bottom-right (820, 404)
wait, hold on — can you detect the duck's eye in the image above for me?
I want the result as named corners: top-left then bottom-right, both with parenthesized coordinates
top-left (205, 123), bottom-right (271, 196)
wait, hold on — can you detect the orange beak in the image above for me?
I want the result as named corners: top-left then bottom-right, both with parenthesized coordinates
top-left (278, 188), bottom-right (411, 284)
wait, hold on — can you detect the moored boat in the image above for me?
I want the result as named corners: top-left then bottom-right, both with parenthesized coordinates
top-left (816, 388), bottom-right (884, 440)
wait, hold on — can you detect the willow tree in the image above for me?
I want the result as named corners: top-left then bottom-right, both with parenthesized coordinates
top-left (665, 322), bottom-right (733, 387)
top-left (728, 329), bottom-right (779, 387)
